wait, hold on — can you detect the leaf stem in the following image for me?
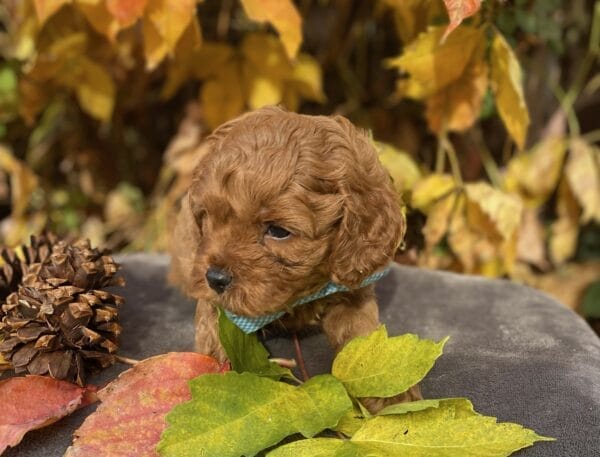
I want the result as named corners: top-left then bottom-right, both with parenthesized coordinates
top-left (292, 333), bottom-right (310, 382)
top-left (582, 129), bottom-right (600, 144)
top-left (435, 135), bottom-right (446, 174)
top-left (441, 135), bottom-right (463, 186)
top-left (115, 355), bottom-right (140, 365)
top-left (553, 1), bottom-right (600, 138)
top-left (269, 358), bottom-right (297, 369)
top-left (472, 129), bottom-right (503, 188)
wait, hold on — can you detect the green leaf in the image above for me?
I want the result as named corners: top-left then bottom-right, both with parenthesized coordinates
top-left (267, 399), bottom-right (553, 457)
top-left (333, 406), bottom-right (365, 437)
top-left (218, 309), bottom-right (293, 380)
top-left (377, 399), bottom-right (442, 416)
top-left (157, 372), bottom-right (352, 457)
top-left (332, 326), bottom-right (448, 398)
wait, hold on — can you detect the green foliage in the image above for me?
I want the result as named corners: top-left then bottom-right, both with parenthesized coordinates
top-left (157, 372), bottom-right (352, 457)
top-left (217, 309), bottom-right (293, 380)
top-left (267, 399), bottom-right (553, 457)
top-left (157, 323), bottom-right (551, 456)
top-left (332, 326), bottom-right (447, 398)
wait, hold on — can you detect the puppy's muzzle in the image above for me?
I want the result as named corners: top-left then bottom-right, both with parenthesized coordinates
top-left (205, 266), bottom-right (232, 294)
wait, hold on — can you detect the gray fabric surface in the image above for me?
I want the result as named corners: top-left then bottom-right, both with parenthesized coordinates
top-left (6, 253), bottom-right (600, 456)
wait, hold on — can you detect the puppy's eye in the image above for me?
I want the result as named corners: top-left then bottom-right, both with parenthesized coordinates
top-left (266, 224), bottom-right (291, 239)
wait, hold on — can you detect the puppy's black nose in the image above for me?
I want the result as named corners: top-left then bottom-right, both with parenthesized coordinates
top-left (205, 266), bottom-right (232, 294)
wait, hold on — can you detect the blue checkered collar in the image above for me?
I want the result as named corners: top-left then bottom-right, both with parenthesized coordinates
top-left (223, 266), bottom-right (391, 334)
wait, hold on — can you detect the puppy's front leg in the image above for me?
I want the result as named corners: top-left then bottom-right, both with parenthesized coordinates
top-left (321, 287), bottom-right (379, 352)
top-left (194, 299), bottom-right (227, 362)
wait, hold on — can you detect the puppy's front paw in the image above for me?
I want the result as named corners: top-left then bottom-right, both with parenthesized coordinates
top-left (360, 384), bottom-right (423, 414)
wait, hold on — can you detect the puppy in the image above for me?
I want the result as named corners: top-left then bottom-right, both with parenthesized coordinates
top-left (169, 106), bottom-right (405, 367)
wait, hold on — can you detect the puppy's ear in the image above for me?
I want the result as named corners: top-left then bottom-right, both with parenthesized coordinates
top-left (168, 192), bottom-right (202, 297)
top-left (328, 117), bottom-right (406, 288)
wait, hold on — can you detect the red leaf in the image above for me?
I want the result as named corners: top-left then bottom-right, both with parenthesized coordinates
top-left (65, 352), bottom-right (229, 457)
top-left (0, 375), bottom-right (97, 454)
top-left (442, 0), bottom-right (482, 41)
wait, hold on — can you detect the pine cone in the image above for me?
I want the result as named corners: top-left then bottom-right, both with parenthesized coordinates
top-left (0, 236), bottom-right (125, 385)
top-left (0, 233), bottom-right (57, 300)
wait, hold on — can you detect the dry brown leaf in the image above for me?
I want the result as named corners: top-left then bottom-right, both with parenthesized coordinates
top-left (464, 182), bottom-right (523, 241)
top-left (504, 137), bottom-right (567, 207)
top-left (422, 192), bottom-right (458, 248)
top-left (515, 262), bottom-right (600, 310)
top-left (516, 208), bottom-right (548, 270)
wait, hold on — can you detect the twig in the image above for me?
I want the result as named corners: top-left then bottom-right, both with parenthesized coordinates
top-left (115, 355), bottom-right (140, 365)
top-left (269, 358), bottom-right (297, 369)
top-left (292, 332), bottom-right (310, 382)
top-left (471, 128), bottom-right (503, 189)
top-left (441, 135), bottom-right (463, 186)
top-left (435, 134), bottom-right (446, 174)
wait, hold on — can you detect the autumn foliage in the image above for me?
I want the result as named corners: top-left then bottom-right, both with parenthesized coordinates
top-left (0, 1), bottom-right (598, 316)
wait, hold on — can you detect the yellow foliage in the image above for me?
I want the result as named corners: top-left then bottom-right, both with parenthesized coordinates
top-left (72, 56), bottom-right (115, 121)
top-left (240, 0), bottom-right (302, 60)
top-left (379, 0), bottom-right (444, 43)
top-left (198, 33), bottom-right (325, 129)
top-left (411, 174), bottom-right (456, 211)
top-left (34, 0), bottom-right (72, 26)
top-left (550, 178), bottom-right (581, 265)
top-left (76, 0), bottom-right (120, 42)
top-left (201, 62), bottom-right (245, 131)
top-left (565, 138), bottom-right (600, 224)
top-left (504, 137), bottom-right (567, 207)
top-left (425, 39), bottom-right (488, 133)
top-left (376, 142), bottom-right (422, 195)
top-left (386, 25), bottom-right (484, 99)
top-left (464, 182), bottom-right (522, 241)
top-left (490, 32), bottom-right (530, 150)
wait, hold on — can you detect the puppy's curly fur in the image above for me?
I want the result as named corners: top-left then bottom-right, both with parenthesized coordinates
top-left (169, 106), bottom-right (406, 364)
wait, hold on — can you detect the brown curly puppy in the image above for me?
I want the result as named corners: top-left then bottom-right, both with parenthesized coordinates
top-left (169, 106), bottom-right (406, 368)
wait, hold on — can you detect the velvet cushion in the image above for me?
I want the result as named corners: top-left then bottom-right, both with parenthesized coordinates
top-left (7, 254), bottom-right (600, 456)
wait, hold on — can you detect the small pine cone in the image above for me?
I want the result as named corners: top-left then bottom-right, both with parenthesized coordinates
top-left (0, 282), bottom-right (124, 385)
top-left (34, 238), bottom-right (125, 290)
top-left (0, 235), bottom-right (124, 386)
top-left (0, 233), bottom-right (57, 300)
